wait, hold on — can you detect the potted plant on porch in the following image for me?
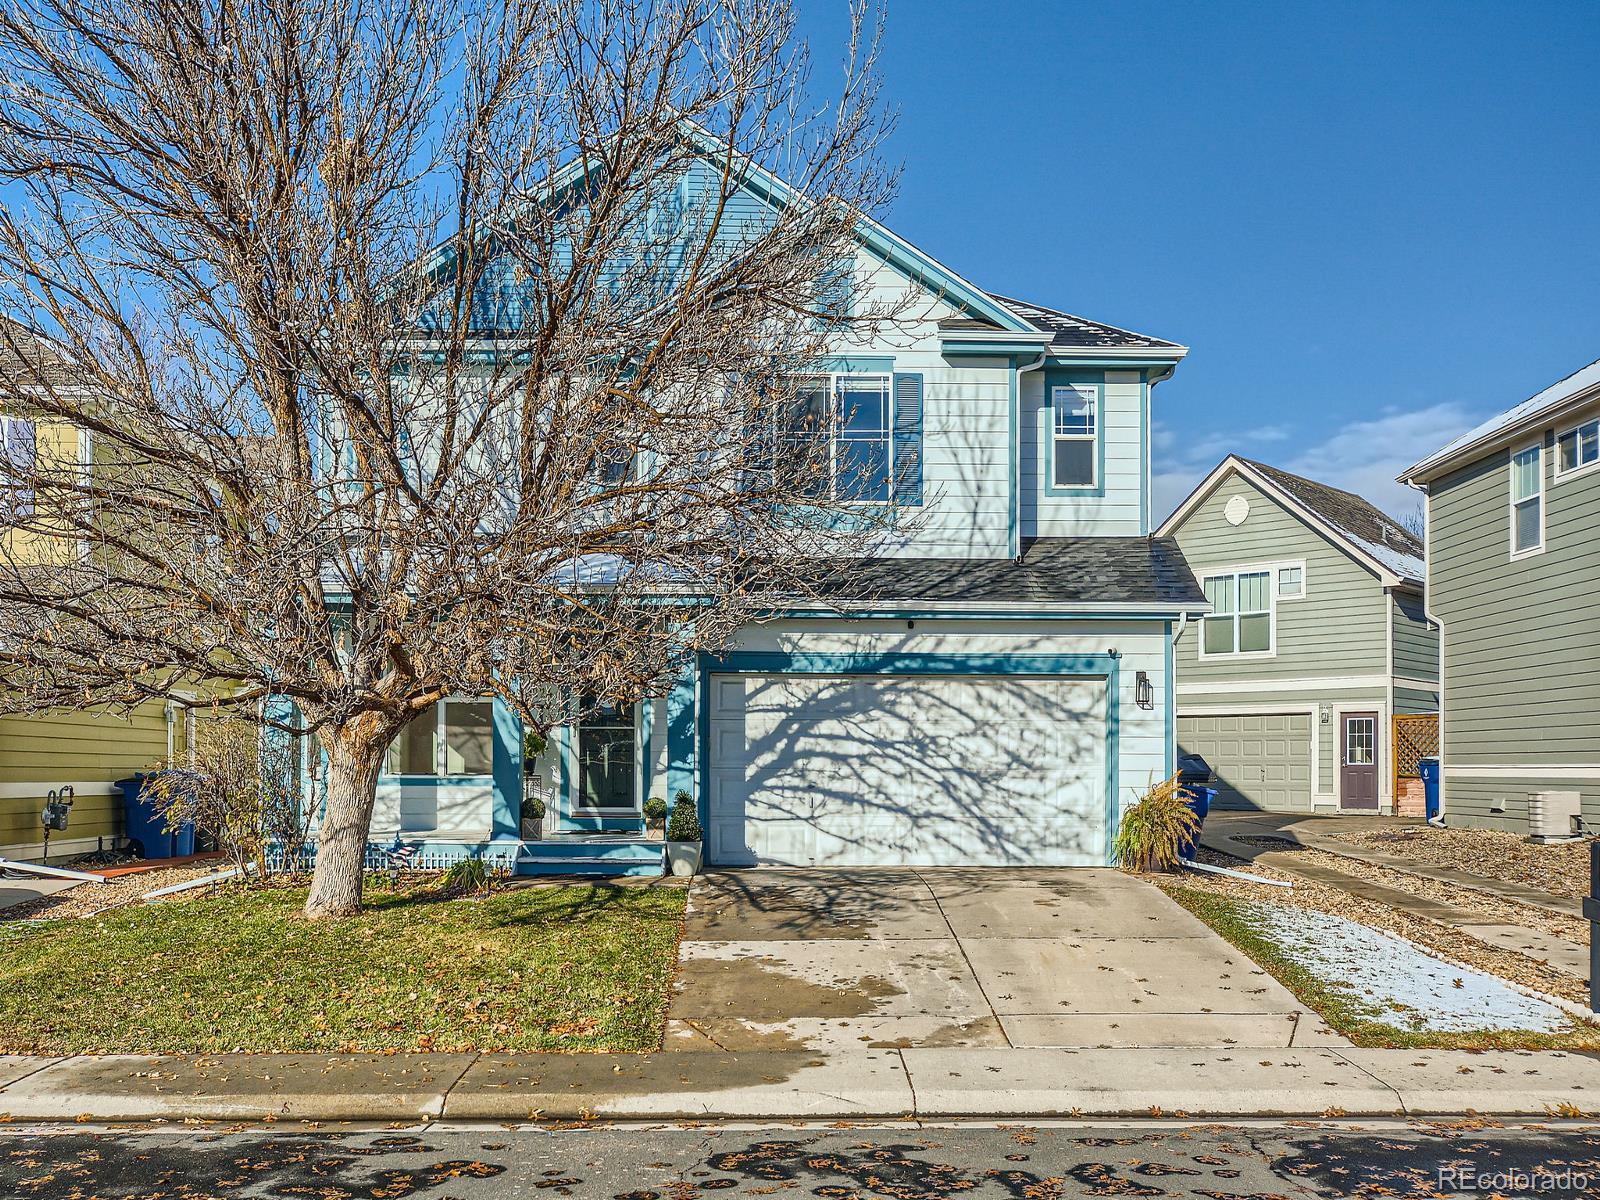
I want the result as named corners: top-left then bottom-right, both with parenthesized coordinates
top-left (643, 795), bottom-right (668, 839)
top-left (664, 790), bottom-right (702, 876)
top-left (520, 794), bottom-right (545, 841)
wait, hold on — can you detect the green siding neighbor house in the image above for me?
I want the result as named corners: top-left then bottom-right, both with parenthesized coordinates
top-left (1400, 356), bottom-right (1600, 833)
top-left (1158, 457), bottom-right (1438, 814)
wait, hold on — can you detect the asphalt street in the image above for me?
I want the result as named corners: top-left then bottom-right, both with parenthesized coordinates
top-left (3, 1121), bottom-right (1599, 1198)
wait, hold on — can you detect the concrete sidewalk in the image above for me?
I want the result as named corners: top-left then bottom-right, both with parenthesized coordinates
top-left (3, 1047), bottom-right (1600, 1122)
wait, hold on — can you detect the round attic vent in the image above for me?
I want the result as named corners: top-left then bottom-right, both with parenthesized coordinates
top-left (1224, 495), bottom-right (1250, 526)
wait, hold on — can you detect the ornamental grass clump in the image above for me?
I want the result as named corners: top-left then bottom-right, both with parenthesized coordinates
top-left (1115, 773), bottom-right (1201, 873)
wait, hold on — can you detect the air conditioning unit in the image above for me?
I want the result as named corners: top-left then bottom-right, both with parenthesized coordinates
top-left (1527, 791), bottom-right (1582, 843)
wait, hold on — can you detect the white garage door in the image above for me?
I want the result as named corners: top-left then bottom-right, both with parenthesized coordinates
top-left (706, 672), bottom-right (1106, 867)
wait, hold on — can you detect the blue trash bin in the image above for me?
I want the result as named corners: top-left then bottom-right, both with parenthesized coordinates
top-left (115, 772), bottom-right (197, 860)
top-left (1177, 785), bottom-right (1215, 861)
top-left (1418, 756), bottom-right (1441, 823)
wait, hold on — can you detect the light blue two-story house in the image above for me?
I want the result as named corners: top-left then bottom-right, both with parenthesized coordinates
top-left (324, 147), bottom-right (1206, 875)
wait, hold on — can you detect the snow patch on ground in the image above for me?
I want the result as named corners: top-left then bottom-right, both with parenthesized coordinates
top-left (1244, 902), bottom-right (1572, 1033)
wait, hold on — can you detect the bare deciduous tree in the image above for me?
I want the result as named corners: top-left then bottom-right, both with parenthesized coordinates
top-left (0, 0), bottom-right (908, 916)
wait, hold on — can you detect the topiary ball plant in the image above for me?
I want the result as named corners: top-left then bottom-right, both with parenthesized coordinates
top-left (666, 790), bottom-right (702, 842)
top-left (1114, 773), bottom-right (1201, 873)
top-left (643, 795), bottom-right (668, 825)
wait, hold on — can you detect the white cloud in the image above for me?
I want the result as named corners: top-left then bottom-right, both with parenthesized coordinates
top-left (1152, 402), bottom-right (1481, 529)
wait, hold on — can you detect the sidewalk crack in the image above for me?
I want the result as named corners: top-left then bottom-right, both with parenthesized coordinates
top-left (897, 1048), bottom-right (919, 1121)
top-left (0, 1056), bottom-right (69, 1096)
top-left (435, 1052), bottom-right (480, 1121)
top-left (1330, 1048), bottom-right (1407, 1115)
top-left (914, 868), bottom-right (1013, 1048)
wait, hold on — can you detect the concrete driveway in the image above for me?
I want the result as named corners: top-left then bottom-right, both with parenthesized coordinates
top-left (667, 868), bottom-right (1342, 1051)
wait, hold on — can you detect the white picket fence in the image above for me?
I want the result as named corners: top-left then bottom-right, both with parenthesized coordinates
top-left (263, 842), bottom-right (516, 874)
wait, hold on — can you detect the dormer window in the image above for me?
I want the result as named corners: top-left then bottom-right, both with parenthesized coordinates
top-left (1051, 384), bottom-right (1097, 488)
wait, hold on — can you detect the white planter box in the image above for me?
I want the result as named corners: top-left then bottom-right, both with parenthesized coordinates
top-left (665, 840), bottom-right (703, 877)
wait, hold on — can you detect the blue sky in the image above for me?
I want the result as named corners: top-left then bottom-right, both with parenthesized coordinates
top-left (799, 0), bottom-right (1600, 521)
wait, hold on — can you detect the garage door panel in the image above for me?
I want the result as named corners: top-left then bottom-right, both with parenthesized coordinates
top-left (1178, 712), bottom-right (1313, 813)
top-left (708, 673), bottom-right (1106, 867)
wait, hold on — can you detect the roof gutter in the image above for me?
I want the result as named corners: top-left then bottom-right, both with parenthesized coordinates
top-left (1400, 376), bottom-right (1600, 485)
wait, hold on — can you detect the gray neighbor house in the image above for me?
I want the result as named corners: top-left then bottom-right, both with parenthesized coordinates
top-left (1158, 457), bottom-right (1439, 815)
top-left (1401, 356), bottom-right (1600, 833)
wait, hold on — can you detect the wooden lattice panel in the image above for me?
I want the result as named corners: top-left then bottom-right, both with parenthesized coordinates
top-left (1392, 714), bottom-right (1440, 780)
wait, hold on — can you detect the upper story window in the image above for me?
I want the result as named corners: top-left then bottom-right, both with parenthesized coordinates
top-left (1556, 417), bottom-right (1599, 478)
top-left (1510, 442), bottom-right (1543, 557)
top-left (771, 374), bottom-right (892, 503)
top-left (1202, 569), bottom-right (1273, 657)
top-left (1050, 384), bottom-right (1097, 488)
top-left (1278, 566), bottom-right (1303, 597)
top-left (0, 414), bottom-right (36, 520)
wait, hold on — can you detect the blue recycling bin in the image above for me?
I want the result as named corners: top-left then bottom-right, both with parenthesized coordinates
top-left (1418, 756), bottom-right (1441, 823)
top-left (115, 773), bottom-right (197, 860)
top-left (1177, 785), bottom-right (1215, 861)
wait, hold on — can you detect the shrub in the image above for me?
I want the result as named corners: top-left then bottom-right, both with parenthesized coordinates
top-left (140, 713), bottom-right (310, 876)
top-left (439, 857), bottom-right (491, 896)
top-left (666, 790), bottom-right (702, 842)
top-left (643, 795), bottom-right (668, 824)
top-left (1114, 774), bottom-right (1200, 873)
top-left (521, 793), bottom-right (546, 821)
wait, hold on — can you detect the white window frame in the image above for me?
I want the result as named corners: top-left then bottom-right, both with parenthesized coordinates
top-left (0, 413), bottom-right (37, 520)
top-left (1508, 438), bottom-right (1545, 560)
top-left (776, 373), bottom-right (894, 505)
top-left (1275, 561), bottom-right (1308, 601)
top-left (384, 697), bottom-right (495, 779)
top-left (1049, 384), bottom-right (1098, 490)
top-left (572, 700), bottom-right (642, 815)
top-left (1199, 566), bottom-right (1278, 660)
top-left (1555, 415), bottom-right (1600, 482)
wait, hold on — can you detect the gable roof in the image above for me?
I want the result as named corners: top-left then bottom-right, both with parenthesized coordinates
top-left (1157, 455), bottom-right (1425, 587)
top-left (982, 295), bottom-right (1184, 352)
top-left (1400, 355), bottom-right (1600, 484)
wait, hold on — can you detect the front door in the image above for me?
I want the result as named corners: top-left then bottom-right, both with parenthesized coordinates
top-left (1339, 712), bottom-right (1379, 810)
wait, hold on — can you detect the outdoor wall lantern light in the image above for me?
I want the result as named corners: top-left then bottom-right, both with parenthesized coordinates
top-left (1135, 671), bottom-right (1154, 710)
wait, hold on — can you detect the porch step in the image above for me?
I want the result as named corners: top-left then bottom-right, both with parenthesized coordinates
top-left (514, 837), bottom-right (663, 878)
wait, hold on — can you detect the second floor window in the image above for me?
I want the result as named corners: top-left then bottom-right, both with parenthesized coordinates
top-left (1557, 418), bottom-right (1599, 476)
top-left (772, 374), bottom-right (893, 503)
top-left (1202, 569), bottom-right (1272, 656)
top-left (0, 414), bottom-right (36, 520)
top-left (1051, 385), bottom-right (1097, 488)
top-left (1511, 443), bottom-right (1542, 556)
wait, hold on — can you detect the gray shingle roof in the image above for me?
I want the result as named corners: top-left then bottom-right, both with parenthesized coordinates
top-left (1402, 355), bottom-right (1600, 481)
top-left (988, 294), bottom-right (1183, 350)
top-left (1239, 458), bottom-right (1425, 584)
top-left (793, 536), bottom-right (1206, 607)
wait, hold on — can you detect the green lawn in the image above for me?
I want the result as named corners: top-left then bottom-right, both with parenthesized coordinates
top-left (1167, 886), bottom-right (1600, 1052)
top-left (0, 881), bottom-right (687, 1054)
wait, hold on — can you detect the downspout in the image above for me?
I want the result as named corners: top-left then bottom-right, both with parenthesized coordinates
top-left (1012, 351), bottom-right (1048, 561)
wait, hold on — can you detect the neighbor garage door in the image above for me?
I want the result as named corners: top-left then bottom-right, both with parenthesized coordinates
top-left (705, 672), bottom-right (1106, 867)
top-left (1177, 712), bottom-right (1313, 812)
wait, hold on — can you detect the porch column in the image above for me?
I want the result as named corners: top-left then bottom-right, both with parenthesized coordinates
top-left (665, 655), bottom-right (698, 818)
top-left (490, 697), bottom-right (521, 840)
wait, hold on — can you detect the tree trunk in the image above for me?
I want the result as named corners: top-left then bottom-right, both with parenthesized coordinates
top-left (303, 726), bottom-right (388, 918)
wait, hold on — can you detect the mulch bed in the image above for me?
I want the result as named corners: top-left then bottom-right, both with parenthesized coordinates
top-left (1150, 849), bottom-right (1589, 1008)
top-left (1323, 825), bottom-right (1592, 900)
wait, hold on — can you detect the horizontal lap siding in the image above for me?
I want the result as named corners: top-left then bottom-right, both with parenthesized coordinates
top-left (0, 704), bottom-right (167, 852)
top-left (1171, 473), bottom-right (1388, 684)
top-left (1391, 591), bottom-right (1439, 684)
top-left (1020, 370), bottom-right (1143, 537)
top-left (868, 352), bottom-right (1012, 559)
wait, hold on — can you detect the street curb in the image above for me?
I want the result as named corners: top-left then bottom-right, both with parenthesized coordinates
top-left (2, 1048), bottom-right (1599, 1122)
